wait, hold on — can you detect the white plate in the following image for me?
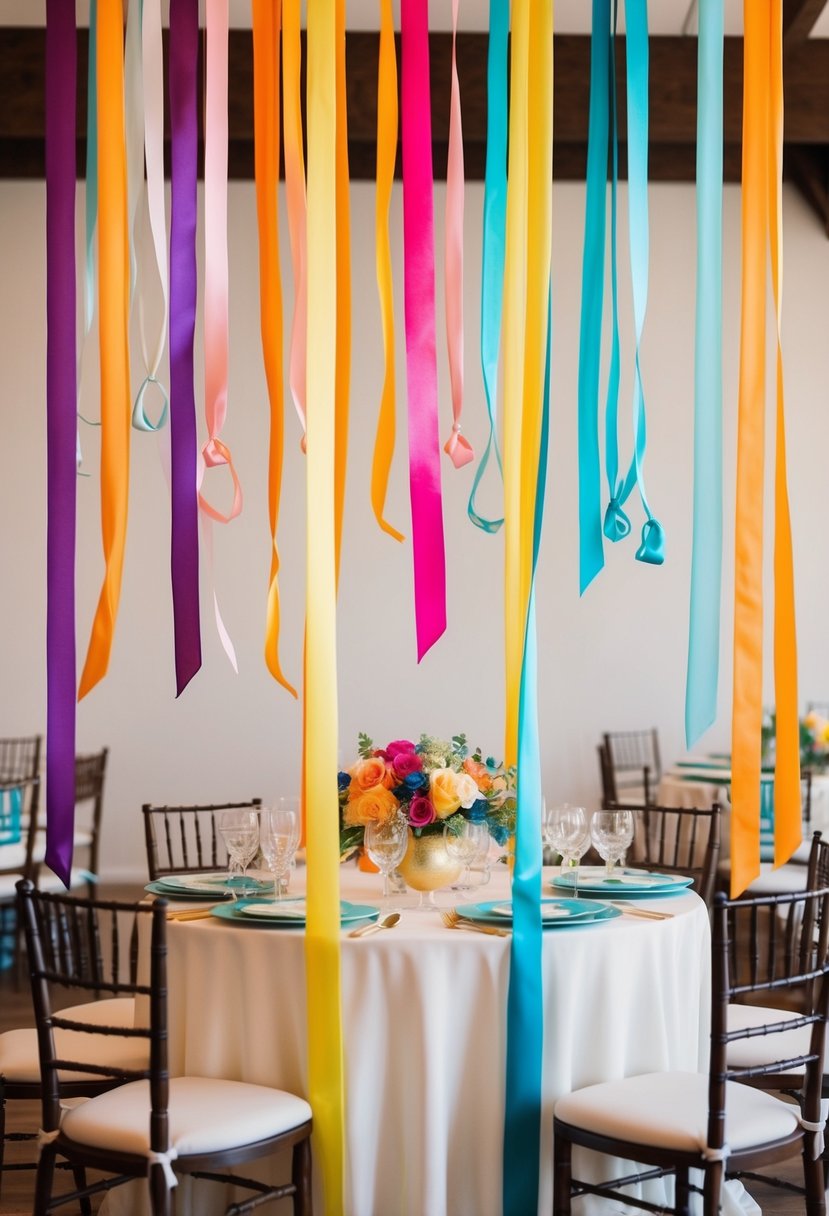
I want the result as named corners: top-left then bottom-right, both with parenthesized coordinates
top-left (239, 900), bottom-right (307, 919)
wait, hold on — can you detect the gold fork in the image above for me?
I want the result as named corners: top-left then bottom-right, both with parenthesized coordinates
top-left (440, 909), bottom-right (511, 937)
top-left (166, 908), bottom-right (215, 922)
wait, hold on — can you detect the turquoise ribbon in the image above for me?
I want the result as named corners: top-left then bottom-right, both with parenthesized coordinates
top-left (602, 0), bottom-right (624, 544)
top-left (685, 0), bottom-right (724, 746)
top-left (604, 0), bottom-right (664, 565)
top-left (503, 293), bottom-right (551, 1216)
top-left (577, 0), bottom-right (610, 592)
top-left (468, 0), bottom-right (508, 534)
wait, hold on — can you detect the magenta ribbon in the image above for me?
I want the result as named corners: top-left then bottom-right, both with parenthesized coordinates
top-left (402, 0), bottom-right (447, 661)
top-left (169, 0), bottom-right (202, 696)
top-left (44, 0), bottom-right (78, 886)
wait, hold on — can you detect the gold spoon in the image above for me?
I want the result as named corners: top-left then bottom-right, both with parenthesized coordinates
top-left (348, 911), bottom-right (401, 938)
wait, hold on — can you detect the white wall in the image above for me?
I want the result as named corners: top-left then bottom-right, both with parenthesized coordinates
top-left (2, 178), bottom-right (829, 879)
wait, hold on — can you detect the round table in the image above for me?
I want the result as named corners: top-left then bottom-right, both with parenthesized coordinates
top-left (107, 866), bottom-right (711, 1216)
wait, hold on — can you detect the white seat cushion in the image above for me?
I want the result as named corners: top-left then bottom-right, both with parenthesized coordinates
top-left (0, 998), bottom-right (142, 1084)
top-left (35, 868), bottom-right (94, 894)
top-left (554, 1071), bottom-right (799, 1156)
top-left (33, 829), bottom-right (94, 864)
top-left (62, 1076), bottom-right (312, 1159)
top-left (717, 861), bottom-right (809, 896)
top-left (727, 1003), bottom-right (812, 1072)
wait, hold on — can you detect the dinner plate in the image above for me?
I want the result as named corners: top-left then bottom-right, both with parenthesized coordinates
top-left (210, 899), bottom-right (380, 929)
top-left (460, 899), bottom-right (621, 928)
top-left (489, 898), bottom-right (597, 923)
top-left (156, 871), bottom-right (274, 893)
top-left (549, 868), bottom-right (694, 898)
top-left (145, 880), bottom-right (235, 902)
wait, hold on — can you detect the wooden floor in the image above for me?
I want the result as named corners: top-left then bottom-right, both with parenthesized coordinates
top-left (0, 886), bottom-right (818, 1214)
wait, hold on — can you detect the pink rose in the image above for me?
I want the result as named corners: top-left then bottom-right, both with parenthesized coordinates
top-left (385, 739), bottom-right (416, 760)
top-left (393, 750), bottom-right (424, 780)
top-left (408, 795), bottom-right (435, 828)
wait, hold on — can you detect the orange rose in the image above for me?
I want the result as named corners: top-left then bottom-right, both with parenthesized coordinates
top-left (430, 768), bottom-right (462, 819)
top-left (462, 757), bottom-right (493, 793)
top-left (349, 756), bottom-right (394, 797)
top-left (344, 786), bottom-right (400, 827)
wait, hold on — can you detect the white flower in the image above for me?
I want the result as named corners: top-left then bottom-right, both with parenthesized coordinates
top-left (454, 772), bottom-right (481, 810)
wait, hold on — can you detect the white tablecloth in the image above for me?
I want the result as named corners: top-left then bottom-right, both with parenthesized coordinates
top-left (105, 867), bottom-right (711, 1216)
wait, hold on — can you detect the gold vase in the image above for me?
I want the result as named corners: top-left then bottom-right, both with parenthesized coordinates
top-left (397, 829), bottom-right (462, 893)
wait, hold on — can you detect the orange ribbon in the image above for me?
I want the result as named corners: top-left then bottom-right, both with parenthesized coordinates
top-left (731, 0), bottom-right (799, 894)
top-left (252, 0), bottom-right (296, 697)
top-left (370, 0), bottom-right (404, 542)
top-left (79, 0), bottom-right (130, 700)
top-left (282, 0), bottom-right (307, 446)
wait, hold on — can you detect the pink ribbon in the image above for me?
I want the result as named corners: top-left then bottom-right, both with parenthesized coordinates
top-left (443, 0), bottom-right (473, 471)
top-left (402, 0), bottom-right (447, 661)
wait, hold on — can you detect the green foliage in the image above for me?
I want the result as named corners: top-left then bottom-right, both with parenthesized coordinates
top-left (357, 732), bottom-right (375, 759)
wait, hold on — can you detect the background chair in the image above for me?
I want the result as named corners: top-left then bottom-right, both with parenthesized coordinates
top-left (553, 883), bottom-right (829, 1216)
top-left (624, 802), bottom-right (722, 907)
top-left (599, 730), bottom-right (661, 807)
top-left (17, 881), bottom-right (313, 1215)
top-left (0, 776), bottom-right (41, 976)
top-left (32, 749), bottom-right (109, 900)
top-left (142, 799), bottom-right (262, 881)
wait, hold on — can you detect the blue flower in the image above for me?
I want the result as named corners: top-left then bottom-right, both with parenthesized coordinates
top-left (465, 799), bottom-right (489, 823)
top-left (337, 771), bottom-right (351, 791)
top-left (403, 771), bottom-right (427, 790)
top-left (490, 824), bottom-right (509, 847)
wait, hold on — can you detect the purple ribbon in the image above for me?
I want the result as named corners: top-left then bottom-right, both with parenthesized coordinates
top-left (169, 0), bottom-right (202, 695)
top-left (45, 0), bottom-right (78, 886)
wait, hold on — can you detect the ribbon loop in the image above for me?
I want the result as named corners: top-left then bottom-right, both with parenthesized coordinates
top-left (132, 375), bottom-right (169, 433)
top-left (603, 498), bottom-right (631, 542)
top-left (444, 425), bottom-right (474, 469)
top-left (635, 517), bottom-right (666, 565)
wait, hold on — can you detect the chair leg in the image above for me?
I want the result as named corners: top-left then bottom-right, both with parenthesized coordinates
top-left (0, 1079), bottom-right (6, 1203)
top-left (675, 1166), bottom-right (691, 1216)
top-left (553, 1131), bottom-right (572, 1216)
top-left (292, 1135), bottom-right (313, 1216)
top-left (34, 1144), bottom-right (56, 1216)
top-left (72, 1162), bottom-right (93, 1216)
top-left (804, 1141), bottom-right (827, 1216)
top-left (702, 1162), bottom-right (723, 1216)
top-left (148, 1162), bottom-right (173, 1216)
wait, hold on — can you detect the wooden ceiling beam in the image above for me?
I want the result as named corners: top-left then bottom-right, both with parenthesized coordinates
top-left (2, 28), bottom-right (829, 180)
top-left (783, 0), bottom-right (829, 45)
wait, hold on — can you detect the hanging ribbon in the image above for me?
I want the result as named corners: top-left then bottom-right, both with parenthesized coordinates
top-left (133, 0), bottom-right (169, 434)
top-left (283, 0), bottom-right (308, 444)
top-left (334, 0), bottom-right (351, 581)
top-left (370, 0), bottom-right (404, 542)
top-left (443, 0), bottom-right (473, 470)
top-left (167, 0), bottom-right (202, 697)
top-left (305, 1), bottom-right (345, 1211)
top-left (768, 0), bottom-right (801, 868)
top-left (577, 0), bottom-right (610, 592)
top-left (124, 0), bottom-right (143, 304)
top-left (252, 0), bottom-right (296, 697)
top-left (685, 0), bottom-right (723, 747)
top-left (78, 0), bottom-right (132, 700)
top-left (467, 0), bottom-right (507, 534)
top-left (76, 0), bottom-right (98, 470)
top-left (44, 0), bottom-right (78, 887)
top-left (502, 0), bottom-right (552, 1212)
top-left (200, 0), bottom-right (240, 674)
top-left (402, 0), bottom-right (447, 662)
top-left (603, 0), bottom-right (623, 543)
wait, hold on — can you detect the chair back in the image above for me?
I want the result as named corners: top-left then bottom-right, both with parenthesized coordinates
top-left (0, 735), bottom-right (42, 784)
top-left (632, 802), bottom-right (721, 906)
top-left (74, 747), bottom-right (109, 875)
top-left (709, 887), bottom-right (829, 1156)
top-left (601, 730), bottom-right (660, 806)
top-left (16, 881), bottom-right (171, 1152)
top-left (0, 775), bottom-right (41, 880)
top-left (142, 799), bottom-right (262, 880)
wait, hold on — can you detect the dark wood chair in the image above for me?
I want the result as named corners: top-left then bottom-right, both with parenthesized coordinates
top-left (553, 883), bottom-right (829, 1216)
top-left (625, 802), bottom-right (722, 907)
top-left (0, 776), bottom-right (42, 977)
top-left (142, 799), bottom-right (262, 881)
top-left (599, 730), bottom-right (661, 807)
top-left (16, 881), bottom-right (313, 1216)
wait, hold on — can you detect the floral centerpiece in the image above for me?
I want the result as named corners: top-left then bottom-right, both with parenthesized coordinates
top-left (339, 733), bottom-right (516, 861)
top-left (762, 708), bottom-right (829, 771)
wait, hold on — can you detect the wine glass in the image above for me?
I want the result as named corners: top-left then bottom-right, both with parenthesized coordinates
top-left (364, 814), bottom-right (409, 902)
top-left (218, 809), bottom-right (260, 897)
top-left (590, 809), bottom-right (635, 880)
top-left (260, 799), bottom-right (300, 904)
top-left (544, 803), bottom-right (590, 896)
top-left (458, 825), bottom-right (494, 890)
top-left (444, 820), bottom-right (489, 891)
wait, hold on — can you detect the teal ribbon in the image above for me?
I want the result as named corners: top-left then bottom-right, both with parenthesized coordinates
top-left (603, 0), bottom-right (624, 545)
top-left (685, 0), bottom-right (724, 746)
top-left (503, 293), bottom-right (551, 1216)
top-left (132, 375), bottom-right (170, 432)
top-left (468, 0), bottom-right (508, 534)
top-left (604, 0), bottom-right (664, 565)
top-left (577, 0), bottom-right (610, 592)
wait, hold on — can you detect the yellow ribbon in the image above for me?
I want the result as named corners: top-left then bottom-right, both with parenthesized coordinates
top-left (371, 0), bottom-right (404, 543)
top-left (768, 0), bottom-right (800, 867)
top-left (79, 0), bottom-right (130, 700)
top-left (304, 2), bottom-right (345, 1212)
top-left (252, 0), bottom-right (296, 697)
top-left (503, 0), bottom-right (530, 767)
top-left (731, 0), bottom-right (799, 893)
top-left (334, 0), bottom-right (351, 583)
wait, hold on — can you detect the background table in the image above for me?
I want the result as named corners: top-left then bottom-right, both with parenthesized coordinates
top-left (106, 866), bottom-right (710, 1216)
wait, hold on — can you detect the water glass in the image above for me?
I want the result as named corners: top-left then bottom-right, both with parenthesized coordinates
top-left (544, 803), bottom-right (590, 895)
top-left (260, 799), bottom-right (300, 903)
top-left (218, 809), bottom-right (260, 897)
top-left (444, 820), bottom-right (489, 889)
top-left (590, 809), bottom-right (635, 879)
top-left (364, 814), bottom-right (409, 901)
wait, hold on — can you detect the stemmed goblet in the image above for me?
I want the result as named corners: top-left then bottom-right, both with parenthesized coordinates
top-left (218, 809), bottom-right (260, 898)
top-left (444, 820), bottom-right (489, 893)
top-left (544, 803), bottom-right (590, 896)
top-left (364, 814), bottom-right (409, 903)
top-left (590, 809), bottom-right (635, 880)
top-left (259, 799), bottom-right (300, 904)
